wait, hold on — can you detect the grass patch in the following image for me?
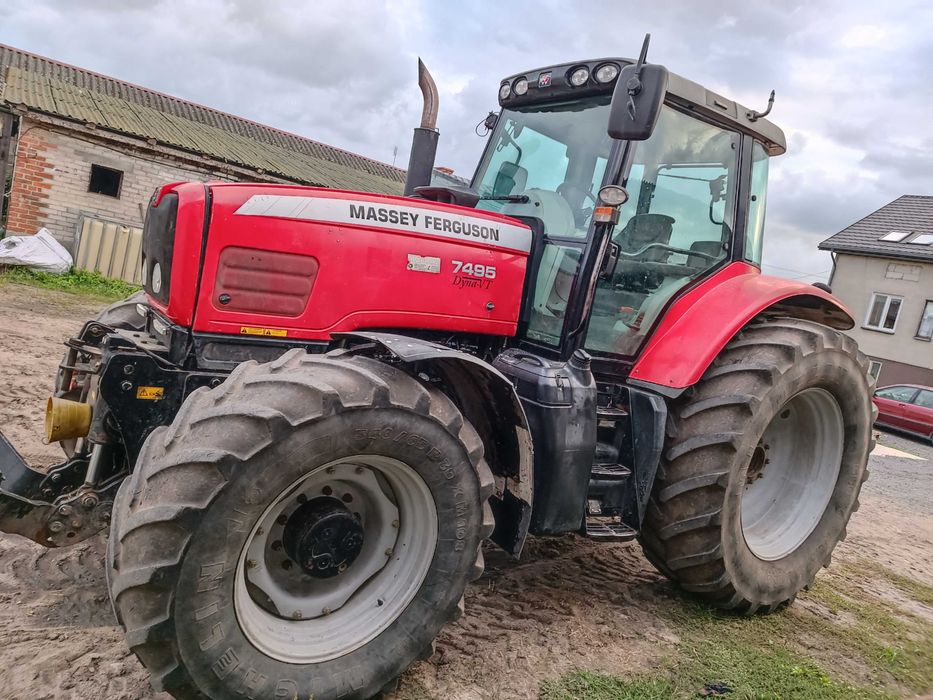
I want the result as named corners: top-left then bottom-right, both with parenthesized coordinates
top-left (541, 671), bottom-right (672, 700)
top-left (539, 562), bottom-right (933, 699)
top-left (0, 267), bottom-right (139, 301)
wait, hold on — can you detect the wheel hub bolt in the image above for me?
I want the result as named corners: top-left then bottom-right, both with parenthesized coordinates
top-left (385, 548), bottom-right (394, 557)
top-left (246, 559), bottom-right (257, 569)
top-left (291, 611), bottom-right (302, 620)
top-left (276, 514), bottom-right (288, 525)
top-left (48, 521), bottom-right (65, 533)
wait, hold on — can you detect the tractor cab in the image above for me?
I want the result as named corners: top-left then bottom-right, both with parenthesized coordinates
top-left (466, 56), bottom-right (783, 366)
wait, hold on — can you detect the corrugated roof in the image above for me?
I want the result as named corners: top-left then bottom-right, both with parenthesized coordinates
top-left (818, 195), bottom-right (933, 263)
top-left (0, 44), bottom-right (406, 194)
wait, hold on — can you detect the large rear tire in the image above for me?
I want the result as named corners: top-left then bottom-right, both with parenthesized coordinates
top-left (107, 350), bottom-right (493, 699)
top-left (639, 318), bottom-right (874, 612)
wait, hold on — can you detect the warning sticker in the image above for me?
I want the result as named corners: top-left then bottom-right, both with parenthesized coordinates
top-left (407, 254), bottom-right (441, 273)
top-left (240, 326), bottom-right (288, 337)
top-left (136, 386), bottom-right (164, 401)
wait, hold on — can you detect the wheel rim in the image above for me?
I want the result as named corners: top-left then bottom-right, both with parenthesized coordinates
top-left (234, 456), bottom-right (437, 663)
top-left (741, 388), bottom-right (844, 561)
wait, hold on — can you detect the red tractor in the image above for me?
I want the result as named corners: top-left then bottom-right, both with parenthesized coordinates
top-left (0, 40), bottom-right (873, 700)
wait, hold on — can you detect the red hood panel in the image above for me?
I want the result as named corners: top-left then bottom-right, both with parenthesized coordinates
top-left (185, 184), bottom-right (531, 340)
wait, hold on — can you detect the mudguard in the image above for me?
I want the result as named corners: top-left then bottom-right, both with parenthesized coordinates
top-left (629, 262), bottom-right (855, 392)
top-left (334, 331), bottom-right (534, 555)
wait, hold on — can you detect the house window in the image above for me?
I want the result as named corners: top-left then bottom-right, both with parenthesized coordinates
top-left (864, 292), bottom-right (902, 332)
top-left (879, 230), bottom-right (911, 242)
top-left (917, 301), bottom-right (933, 340)
top-left (88, 164), bottom-right (123, 197)
top-left (867, 360), bottom-right (883, 379)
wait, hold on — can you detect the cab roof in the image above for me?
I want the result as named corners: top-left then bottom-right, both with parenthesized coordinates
top-left (499, 58), bottom-right (787, 156)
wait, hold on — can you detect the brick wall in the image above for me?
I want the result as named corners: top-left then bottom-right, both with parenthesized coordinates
top-left (5, 119), bottom-right (239, 250)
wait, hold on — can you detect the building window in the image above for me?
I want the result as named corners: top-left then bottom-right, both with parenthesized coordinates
top-left (867, 360), bottom-right (883, 379)
top-left (88, 164), bottom-right (123, 198)
top-left (864, 292), bottom-right (902, 333)
top-left (917, 301), bottom-right (933, 340)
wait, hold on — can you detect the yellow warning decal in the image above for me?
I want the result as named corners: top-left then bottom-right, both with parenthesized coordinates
top-left (240, 326), bottom-right (288, 337)
top-left (136, 386), bottom-right (164, 401)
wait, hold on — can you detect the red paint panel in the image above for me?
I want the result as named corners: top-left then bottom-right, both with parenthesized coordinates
top-left (215, 247), bottom-right (318, 316)
top-left (145, 182), bottom-right (208, 327)
top-left (192, 184), bottom-right (531, 339)
top-left (629, 262), bottom-right (855, 389)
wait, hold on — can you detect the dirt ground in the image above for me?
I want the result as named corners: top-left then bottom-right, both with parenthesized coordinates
top-left (0, 282), bottom-right (930, 700)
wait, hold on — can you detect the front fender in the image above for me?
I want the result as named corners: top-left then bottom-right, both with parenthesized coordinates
top-left (629, 262), bottom-right (855, 392)
top-left (334, 331), bottom-right (534, 555)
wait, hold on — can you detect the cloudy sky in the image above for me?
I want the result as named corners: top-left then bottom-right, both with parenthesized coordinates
top-left (3, 0), bottom-right (932, 280)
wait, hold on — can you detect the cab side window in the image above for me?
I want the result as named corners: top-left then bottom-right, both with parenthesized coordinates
top-left (744, 141), bottom-right (769, 265)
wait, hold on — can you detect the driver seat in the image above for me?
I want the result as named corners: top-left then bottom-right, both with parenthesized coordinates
top-left (616, 213), bottom-right (675, 262)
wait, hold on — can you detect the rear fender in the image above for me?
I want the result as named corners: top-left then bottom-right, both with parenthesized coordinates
top-left (629, 262), bottom-right (855, 393)
top-left (335, 332), bottom-right (533, 555)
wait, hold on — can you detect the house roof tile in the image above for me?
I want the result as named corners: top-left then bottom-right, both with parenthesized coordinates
top-left (818, 195), bottom-right (933, 262)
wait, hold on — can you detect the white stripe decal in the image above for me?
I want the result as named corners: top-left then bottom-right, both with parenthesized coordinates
top-left (233, 194), bottom-right (531, 253)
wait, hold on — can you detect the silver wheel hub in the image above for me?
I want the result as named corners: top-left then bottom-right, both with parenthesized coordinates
top-left (741, 388), bottom-right (844, 561)
top-left (235, 457), bottom-right (437, 664)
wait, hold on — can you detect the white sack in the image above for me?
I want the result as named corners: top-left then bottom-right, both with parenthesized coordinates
top-left (0, 228), bottom-right (73, 274)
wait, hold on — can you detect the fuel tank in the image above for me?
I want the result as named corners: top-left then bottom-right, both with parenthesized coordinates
top-left (144, 182), bottom-right (532, 340)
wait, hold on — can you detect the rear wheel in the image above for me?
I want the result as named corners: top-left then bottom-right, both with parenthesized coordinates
top-left (107, 350), bottom-right (493, 699)
top-left (639, 318), bottom-right (874, 612)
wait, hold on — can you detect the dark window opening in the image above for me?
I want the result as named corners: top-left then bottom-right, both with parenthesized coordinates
top-left (88, 164), bottom-right (123, 198)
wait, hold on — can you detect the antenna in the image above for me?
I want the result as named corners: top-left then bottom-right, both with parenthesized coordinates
top-left (747, 90), bottom-right (775, 122)
top-left (627, 33), bottom-right (652, 120)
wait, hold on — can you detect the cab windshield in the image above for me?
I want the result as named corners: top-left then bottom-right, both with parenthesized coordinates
top-left (475, 99), bottom-right (741, 355)
top-left (473, 96), bottom-right (613, 238)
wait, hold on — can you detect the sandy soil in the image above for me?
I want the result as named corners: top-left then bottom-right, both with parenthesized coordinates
top-left (0, 282), bottom-right (930, 700)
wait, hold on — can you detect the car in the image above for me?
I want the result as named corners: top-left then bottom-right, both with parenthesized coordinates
top-left (872, 384), bottom-right (933, 442)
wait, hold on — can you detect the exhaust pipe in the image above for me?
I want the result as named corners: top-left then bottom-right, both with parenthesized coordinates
top-left (403, 58), bottom-right (440, 196)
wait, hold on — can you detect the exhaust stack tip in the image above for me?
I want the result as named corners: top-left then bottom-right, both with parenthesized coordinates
top-left (45, 397), bottom-right (92, 443)
top-left (417, 57), bottom-right (439, 130)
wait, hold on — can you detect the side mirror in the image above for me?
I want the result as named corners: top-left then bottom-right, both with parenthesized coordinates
top-left (607, 63), bottom-right (668, 141)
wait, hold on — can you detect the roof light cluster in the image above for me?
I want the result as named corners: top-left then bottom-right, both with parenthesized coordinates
top-left (498, 61), bottom-right (621, 102)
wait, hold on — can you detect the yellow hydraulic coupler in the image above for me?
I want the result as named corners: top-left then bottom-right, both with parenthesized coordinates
top-left (45, 397), bottom-right (92, 443)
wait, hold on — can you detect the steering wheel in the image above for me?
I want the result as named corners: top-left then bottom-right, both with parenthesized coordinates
top-left (557, 181), bottom-right (598, 204)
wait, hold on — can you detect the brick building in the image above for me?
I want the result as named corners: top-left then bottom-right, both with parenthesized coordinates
top-left (0, 44), bottom-right (406, 253)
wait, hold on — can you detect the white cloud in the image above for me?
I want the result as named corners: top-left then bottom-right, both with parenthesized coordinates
top-left (1, 0), bottom-right (931, 281)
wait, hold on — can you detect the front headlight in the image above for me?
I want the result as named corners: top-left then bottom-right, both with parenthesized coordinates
top-left (513, 77), bottom-right (528, 96)
top-left (498, 82), bottom-right (511, 100)
top-left (151, 262), bottom-right (162, 294)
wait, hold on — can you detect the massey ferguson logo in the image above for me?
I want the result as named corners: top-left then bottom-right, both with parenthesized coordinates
top-left (234, 194), bottom-right (532, 253)
top-left (348, 204), bottom-right (501, 243)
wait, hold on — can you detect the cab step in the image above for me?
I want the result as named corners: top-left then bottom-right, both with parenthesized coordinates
top-left (590, 463), bottom-right (632, 480)
top-left (584, 516), bottom-right (637, 541)
top-left (596, 406), bottom-right (629, 421)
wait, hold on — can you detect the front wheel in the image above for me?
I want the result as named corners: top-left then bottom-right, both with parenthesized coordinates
top-left (108, 350), bottom-right (493, 699)
top-left (639, 318), bottom-right (874, 613)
